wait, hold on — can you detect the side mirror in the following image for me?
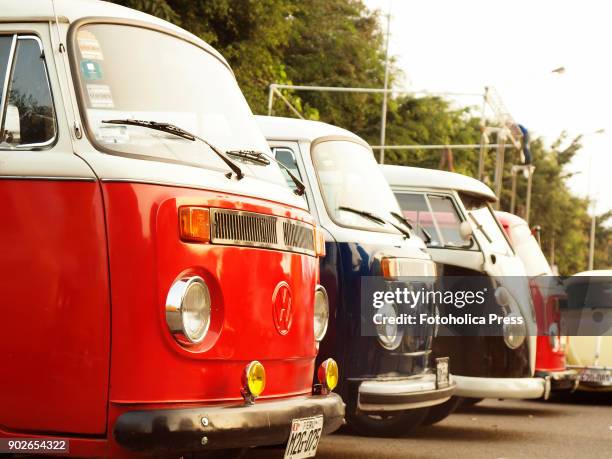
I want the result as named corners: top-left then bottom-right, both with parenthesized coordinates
top-left (2, 104), bottom-right (21, 144)
top-left (459, 220), bottom-right (473, 241)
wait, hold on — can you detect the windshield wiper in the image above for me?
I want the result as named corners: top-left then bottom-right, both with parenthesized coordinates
top-left (337, 206), bottom-right (411, 238)
top-left (390, 211), bottom-right (413, 229)
top-left (391, 211), bottom-right (434, 242)
top-left (102, 119), bottom-right (244, 180)
top-left (228, 149), bottom-right (306, 196)
top-left (338, 206), bottom-right (386, 225)
top-left (227, 149), bottom-right (270, 165)
top-left (419, 226), bottom-right (433, 244)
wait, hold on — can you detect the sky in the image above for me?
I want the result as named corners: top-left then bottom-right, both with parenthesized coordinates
top-left (364, 0), bottom-right (611, 215)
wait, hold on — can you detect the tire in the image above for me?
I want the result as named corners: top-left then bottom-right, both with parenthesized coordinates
top-left (462, 397), bottom-right (484, 407)
top-left (347, 408), bottom-right (429, 437)
top-left (421, 396), bottom-right (463, 426)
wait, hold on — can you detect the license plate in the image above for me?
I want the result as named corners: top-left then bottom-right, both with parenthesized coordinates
top-left (284, 415), bottom-right (324, 459)
top-left (579, 369), bottom-right (611, 384)
top-left (436, 357), bottom-right (450, 389)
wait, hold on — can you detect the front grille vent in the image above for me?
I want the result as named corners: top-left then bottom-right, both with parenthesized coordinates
top-left (283, 220), bottom-right (314, 253)
top-left (210, 208), bottom-right (315, 256)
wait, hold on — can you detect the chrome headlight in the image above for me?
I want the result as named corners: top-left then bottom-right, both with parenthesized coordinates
top-left (503, 313), bottom-right (527, 349)
top-left (375, 302), bottom-right (403, 350)
top-left (495, 286), bottom-right (527, 350)
top-left (166, 276), bottom-right (211, 344)
top-left (314, 285), bottom-right (329, 341)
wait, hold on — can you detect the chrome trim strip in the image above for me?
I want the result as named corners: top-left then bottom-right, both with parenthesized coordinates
top-left (0, 175), bottom-right (95, 181)
top-left (389, 350), bottom-right (432, 357)
top-left (0, 35), bottom-right (17, 137)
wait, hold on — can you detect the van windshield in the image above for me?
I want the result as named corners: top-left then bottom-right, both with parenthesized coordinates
top-left (394, 192), bottom-right (474, 249)
top-left (71, 23), bottom-right (285, 185)
top-left (311, 140), bottom-right (403, 233)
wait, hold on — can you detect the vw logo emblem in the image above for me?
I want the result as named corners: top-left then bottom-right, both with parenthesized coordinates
top-left (273, 282), bottom-right (293, 335)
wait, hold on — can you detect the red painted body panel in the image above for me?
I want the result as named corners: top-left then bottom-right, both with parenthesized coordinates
top-left (0, 180), bottom-right (110, 435)
top-left (102, 182), bottom-right (318, 404)
top-left (0, 180), bottom-right (321, 456)
top-left (533, 281), bottom-right (566, 371)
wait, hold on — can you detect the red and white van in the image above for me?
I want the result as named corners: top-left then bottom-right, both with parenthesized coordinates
top-left (496, 211), bottom-right (578, 393)
top-left (0, 1), bottom-right (343, 457)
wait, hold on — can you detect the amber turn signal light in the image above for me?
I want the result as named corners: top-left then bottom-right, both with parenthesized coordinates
top-left (179, 207), bottom-right (210, 243)
top-left (314, 227), bottom-right (326, 257)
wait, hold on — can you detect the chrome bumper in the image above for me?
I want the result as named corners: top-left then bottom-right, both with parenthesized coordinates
top-left (357, 373), bottom-right (456, 412)
top-left (453, 375), bottom-right (551, 400)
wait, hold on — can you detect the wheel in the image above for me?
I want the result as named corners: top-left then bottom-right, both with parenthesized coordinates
top-left (421, 396), bottom-right (463, 426)
top-left (462, 397), bottom-right (484, 407)
top-left (347, 408), bottom-right (429, 437)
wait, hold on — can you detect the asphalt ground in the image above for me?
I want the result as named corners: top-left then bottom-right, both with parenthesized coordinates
top-left (245, 392), bottom-right (612, 459)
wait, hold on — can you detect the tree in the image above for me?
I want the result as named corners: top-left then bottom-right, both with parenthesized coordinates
top-left (107, 0), bottom-right (609, 274)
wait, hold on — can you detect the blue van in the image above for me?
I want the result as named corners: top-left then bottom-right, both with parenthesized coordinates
top-left (256, 116), bottom-right (456, 436)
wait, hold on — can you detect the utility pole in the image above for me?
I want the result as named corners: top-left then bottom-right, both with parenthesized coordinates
top-left (478, 87), bottom-right (489, 181)
top-left (588, 211), bottom-right (596, 270)
top-left (379, 9), bottom-right (391, 164)
top-left (588, 148), bottom-right (596, 271)
top-left (585, 129), bottom-right (605, 270)
top-left (493, 129), bottom-right (507, 209)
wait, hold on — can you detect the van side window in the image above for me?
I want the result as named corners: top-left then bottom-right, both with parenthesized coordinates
top-left (274, 147), bottom-right (303, 188)
top-left (0, 35), bottom-right (57, 149)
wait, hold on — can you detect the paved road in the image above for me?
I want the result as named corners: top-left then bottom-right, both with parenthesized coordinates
top-left (246, 392), bottom-right (612, 459)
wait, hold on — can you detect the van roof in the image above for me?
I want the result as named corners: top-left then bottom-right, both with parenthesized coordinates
top-left (255, 115), bottom-right (367, 146)
top-left (381, 164), bottom-right (497, 202)
top-left (3, 0), bottom-right (227, 67)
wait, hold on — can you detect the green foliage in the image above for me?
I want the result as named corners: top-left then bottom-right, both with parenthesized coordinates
top-left (108, 0), bottom-right (610, 274)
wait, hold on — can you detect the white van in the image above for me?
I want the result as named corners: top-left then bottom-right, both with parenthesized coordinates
top-left (382, 165), bottom-right (549, 416)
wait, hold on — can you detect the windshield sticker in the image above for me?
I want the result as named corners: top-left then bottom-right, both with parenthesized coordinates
top-left (98, 125), bottom-right (129, 144)
top-left (77, 30), bottom-right (104, 60)
top-left (87, 84), bottom-right (114, 108)
top-left (80, 61), bottom-right (103, 80)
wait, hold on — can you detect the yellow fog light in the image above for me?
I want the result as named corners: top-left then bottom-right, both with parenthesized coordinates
top-left (241, 361), bottom-right (266, 403)
top-left (317, 358), bottom-right (339, 392)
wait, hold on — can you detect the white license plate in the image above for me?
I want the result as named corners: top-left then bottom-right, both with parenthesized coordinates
top-left (436, 357), bottom-right (450, 389)
top-left (284, 415), bottom-right (324, 459)
top-left (579, 369), bottom-right (612, 384)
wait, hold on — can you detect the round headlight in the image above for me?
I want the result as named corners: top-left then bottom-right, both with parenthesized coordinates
top-left (376, 302), bottom-right (403, 350)
top-left (314, 286), bottom-right (329, 341)
top-left (166, 276), bottom-right (211, 344)
top-left (503, 314), bottom-right (527, 349)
